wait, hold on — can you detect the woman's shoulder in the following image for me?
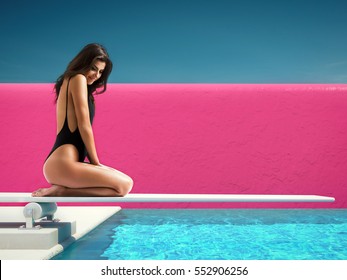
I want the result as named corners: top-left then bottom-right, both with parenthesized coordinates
top-left (70, 74), bottom-right (87, 84)
top-left (68, 74), bottom-right (88, 98)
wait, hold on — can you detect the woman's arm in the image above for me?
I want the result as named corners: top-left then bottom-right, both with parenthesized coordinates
top-left (70, 74), bottom-right (100, 165)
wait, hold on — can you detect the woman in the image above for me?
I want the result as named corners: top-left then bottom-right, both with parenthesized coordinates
top-left (32, 43), bottom-right (133, 197)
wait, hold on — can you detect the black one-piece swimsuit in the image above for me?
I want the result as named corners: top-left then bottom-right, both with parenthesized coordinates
top-left (46, 78), bottom-right (95, 163)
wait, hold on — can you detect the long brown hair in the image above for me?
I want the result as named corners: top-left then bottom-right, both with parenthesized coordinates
top-left (54, 43), bottom-right (113, 102)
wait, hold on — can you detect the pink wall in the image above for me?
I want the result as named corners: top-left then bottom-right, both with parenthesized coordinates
top-left (0, 84), bottom-right (346, 208)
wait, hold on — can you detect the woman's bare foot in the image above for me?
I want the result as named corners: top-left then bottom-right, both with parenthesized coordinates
top-left (31, 185), bottom-right (66, 197)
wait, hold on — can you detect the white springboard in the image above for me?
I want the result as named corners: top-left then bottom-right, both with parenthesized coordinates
top-left (0, 193), bottom-right (335, 203)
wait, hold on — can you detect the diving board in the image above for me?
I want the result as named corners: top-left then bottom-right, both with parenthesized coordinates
top-left (0, 193), bottom-right (335, 229)
top-left (0, 193), bottom-right (335, 203)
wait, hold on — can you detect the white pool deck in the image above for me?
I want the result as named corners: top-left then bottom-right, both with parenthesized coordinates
top-left (0, 193), bottom-right (335, 260)
top-left (0, 206), bottom-right (120, 260)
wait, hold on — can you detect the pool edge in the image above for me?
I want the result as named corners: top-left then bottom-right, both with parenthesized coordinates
top-left (0, 206), bottom-right (121, 260)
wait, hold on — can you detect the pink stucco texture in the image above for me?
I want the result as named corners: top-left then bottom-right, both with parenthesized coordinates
top-left (0, 84), bottom-right (346, 208)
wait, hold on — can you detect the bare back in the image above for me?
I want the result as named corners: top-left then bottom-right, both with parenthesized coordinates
top-left (56, 79), bottom-right (79, 135)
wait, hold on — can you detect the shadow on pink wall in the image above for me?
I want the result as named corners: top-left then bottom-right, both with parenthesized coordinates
top-left (1, 84), bottom-right (346, 208)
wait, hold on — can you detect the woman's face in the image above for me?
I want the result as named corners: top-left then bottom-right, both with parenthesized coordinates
top-left (85, 60), bottom-right (106, 85)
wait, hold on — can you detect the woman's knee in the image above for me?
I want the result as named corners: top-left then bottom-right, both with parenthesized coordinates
top-left (117, 176), bottom-right (133, 197)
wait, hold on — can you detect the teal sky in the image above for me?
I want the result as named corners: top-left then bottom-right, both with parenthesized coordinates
top-left (1, 0), bottom-right (346, 83)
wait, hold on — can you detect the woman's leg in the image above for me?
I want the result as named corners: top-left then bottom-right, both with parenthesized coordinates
top-left (33, 159), bottom-right (133, 197)
top-left (32, 184), bottom-right (120, 197)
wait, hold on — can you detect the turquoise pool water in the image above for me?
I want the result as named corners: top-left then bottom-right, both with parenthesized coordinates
top-left (53, 209), bottom-right (347, 260)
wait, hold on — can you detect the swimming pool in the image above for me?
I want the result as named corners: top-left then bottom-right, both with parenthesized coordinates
top-left (53, 209), bottom-right (347, 260)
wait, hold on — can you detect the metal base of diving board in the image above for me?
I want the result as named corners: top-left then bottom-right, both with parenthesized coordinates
top-left (0, 193), bottom-right (335, 229)
top-left (21, 202), bottom-right (59, 230)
